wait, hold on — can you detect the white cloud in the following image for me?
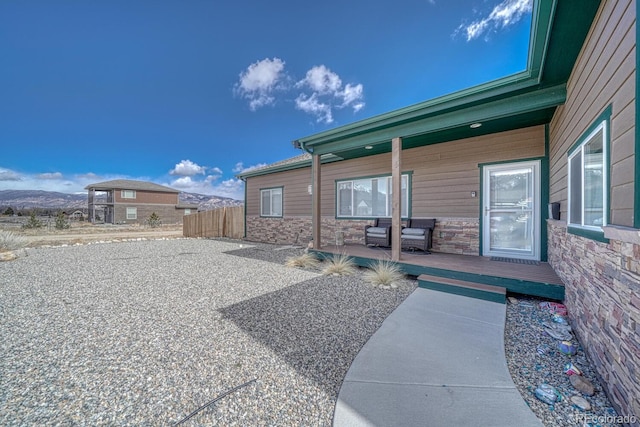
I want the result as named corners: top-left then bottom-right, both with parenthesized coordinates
top-left (297, 65), bottom-right (343, 95)
top-left (0, 166), bottom-right (245, 201)
top-left (455, 0), bottom-right (532, 41)
top-left (169, 159), bottom-right (207, 176)
top-left (235, 58), bottom-right (365, 123)
top-left (235, 57), bottom-right (287, 111)
top-left (168, 176), bottom-right (244, 199)
top-left (37, 172), bottom-right (63, 180)
top-left (0, 168), bottom-right (127, 193)
top-left (295, 65), bottom-right (365, 123)
top-left (339, 83), bottom-right (365, 112)
top-left (295, 93), bottom-right (333, 124)
top-left (0, 169), bottom-right (23, 181)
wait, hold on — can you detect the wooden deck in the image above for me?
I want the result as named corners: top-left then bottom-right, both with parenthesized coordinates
top-left (314, 244), bottom-right (565, 300)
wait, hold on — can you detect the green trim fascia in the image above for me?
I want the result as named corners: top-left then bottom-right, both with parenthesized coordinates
top-left (298, 72), bottom-right (535, 148)
top-left (528, 0), bottom-right (556, 81)
top-left (259, 186), bottom-right (284, 218)
top-left (567, 105), bottom-right (612, 155)
top-left (240, 160), bottom-right (311, 179)
top-left (237, 155), bottom-right (345, 179)
top-left (540, 124), bottom-right (550, 262)
top-left (567, 226), bottom-right (609, 244)
top-left (478, 157), bottom-right (545, 260)
top-left (478, 166), bottom-right (485, 255)
top-left (417, 279), bottom-right (505, 304)
top-left (636, 0), bottom-right (640, 228)
top-left (334, 171), bottom-right (413, 220)
top-left (477, 156), bottom-right (546, 168)
top-left (311, 250), bottom-right (565, 300)
top-left (297, 0), bottom-right (559, 151)
top-left (310, 84), bottom-right (566, 156)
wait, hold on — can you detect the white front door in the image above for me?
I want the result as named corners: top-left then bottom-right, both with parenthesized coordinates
top-left (482, 160), bottom-right (540, 260)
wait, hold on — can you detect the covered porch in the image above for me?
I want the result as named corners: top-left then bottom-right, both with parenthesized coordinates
top-left (313, 244), bottom-right (565, 301)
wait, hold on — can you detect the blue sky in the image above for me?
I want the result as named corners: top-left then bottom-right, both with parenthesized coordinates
top-left (0, 0), bottom-right (533, 200)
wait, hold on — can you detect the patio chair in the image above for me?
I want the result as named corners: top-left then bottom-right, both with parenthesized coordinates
top-left (401, 218), bottom-right (436, 253)
top-left (364, 218), bottom-right (392, 247)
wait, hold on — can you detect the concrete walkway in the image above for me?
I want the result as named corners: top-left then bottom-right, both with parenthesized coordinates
top-left (333, 288), bottom-right (542, 427)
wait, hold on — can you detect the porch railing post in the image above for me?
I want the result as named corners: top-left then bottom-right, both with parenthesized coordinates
top-left (392, 137), bottom-right (402, 261)
top-left (312, 153), bottom-right (322, 249)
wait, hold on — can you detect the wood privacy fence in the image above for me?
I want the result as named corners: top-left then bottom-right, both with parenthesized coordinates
top-left (182, 206), bottom-right (244, 239)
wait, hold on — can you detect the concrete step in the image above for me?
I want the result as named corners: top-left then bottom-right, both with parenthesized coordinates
top-left (417, 274), bottom-right (506, 304)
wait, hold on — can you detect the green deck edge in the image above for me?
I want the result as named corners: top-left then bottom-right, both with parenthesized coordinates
top-left (417, 278), bottom-right (506, 304)
top-left (312, 250), bottom-right (565, 301)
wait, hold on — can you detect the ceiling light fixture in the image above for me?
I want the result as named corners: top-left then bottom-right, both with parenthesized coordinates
top-left (364, 145), bottom-right (373, 149)
top-left (470, 123), bottom-right (482, 129)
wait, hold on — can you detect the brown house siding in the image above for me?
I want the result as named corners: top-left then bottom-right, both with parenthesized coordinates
top-left (547, 0), bottom-right (638, 420)
top-left (114, 190), bottom-right (178, 205)
top-left (549, 0), bottom-right (635, 227)
top-left (245, 167), bottom-right (312, 217)
top-left (245, 125), bottom-right (544, 252)
top-left (114, 204), bottom-right (185, 225)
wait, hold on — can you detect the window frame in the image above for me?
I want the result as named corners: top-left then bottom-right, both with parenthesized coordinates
top-left (126, 207), bottom-right (137, 220)
top-left (121, 190), bottom-right (136, 199)
top-left (566, 106), bottom-right (611, 242)
top-left (335, 172), bottom-right (411, 219)
top-left (260, 187), bottom-right (283, 218)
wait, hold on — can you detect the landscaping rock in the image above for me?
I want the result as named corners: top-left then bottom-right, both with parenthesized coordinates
top-left (570, 374), bottom-right (596, 396)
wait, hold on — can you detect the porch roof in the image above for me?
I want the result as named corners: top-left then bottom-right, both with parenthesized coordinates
top-left (293, 0), bottom-right (601, 159)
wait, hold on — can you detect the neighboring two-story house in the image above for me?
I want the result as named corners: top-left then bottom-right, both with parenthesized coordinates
top-left (85, 179), bottom-right (197, 225)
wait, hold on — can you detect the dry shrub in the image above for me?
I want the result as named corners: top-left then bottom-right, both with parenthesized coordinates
top-left (363, 259), bottom-right (405, 288)
top-left (285, 253), bottom-right (320, 269)
top-left (322, 253), bottom-right (357, 276)
top-left (0, 230), bottom-right (27, 252)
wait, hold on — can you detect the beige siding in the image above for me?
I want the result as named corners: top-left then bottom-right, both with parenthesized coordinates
top-left (247, 126), bottom-right (545, 219)
top-left (321, 126), bottom-right (544, 217)
top-left (245, 167), bottom-right (312, 216)
top-left (549, 0), bottom-right (636, 227)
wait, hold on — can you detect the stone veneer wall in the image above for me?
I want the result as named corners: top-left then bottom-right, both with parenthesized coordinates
top-left (547, 220), bottom-right (640, 420)
top-left (431, 218), bottom-right (480, 255)
top-left (246, 216), bottom-right (479, 255)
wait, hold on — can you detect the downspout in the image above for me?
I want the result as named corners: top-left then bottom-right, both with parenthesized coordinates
top-left (240, 176), bottom-right (247, 239)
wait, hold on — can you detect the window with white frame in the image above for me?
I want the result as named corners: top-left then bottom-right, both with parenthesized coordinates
top-left (260, 187), bottom-right (283, 217)
top-left (184, 209), bottom-right (191, 215)
top-left (121, 190), bottom-right (136, 199)
top-left (337, 174), bottom-right (409, 218)
top-left (567, 113), bottom-right (608, 231)
top-left (126, 207), bottom-right (137, 220)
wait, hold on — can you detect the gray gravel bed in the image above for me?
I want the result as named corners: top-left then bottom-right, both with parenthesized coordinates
top-left (505, 296), bottom-right (622, 427)
top-left (0, 239), bottom-right (416, 426)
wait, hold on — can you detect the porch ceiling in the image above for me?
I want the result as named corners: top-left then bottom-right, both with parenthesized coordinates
top-left (332, 107), bottom-right (557, 161)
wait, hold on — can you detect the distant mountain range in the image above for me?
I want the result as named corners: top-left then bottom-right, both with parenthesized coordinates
top-left (0, 190), bottom-right (242, 211)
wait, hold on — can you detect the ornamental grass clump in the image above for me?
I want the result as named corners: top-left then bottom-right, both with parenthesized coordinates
top-left (285, 253), bottom-right (320, 269)
top-left (364, 259), bottom-right (405, 289)
top-left (322, 253), bottom-right (357, 276)
top-left (0, 230), bottom-right (27, 252)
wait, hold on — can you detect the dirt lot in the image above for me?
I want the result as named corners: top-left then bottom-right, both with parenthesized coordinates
top-left (0, 218), bottom-right (183, 248)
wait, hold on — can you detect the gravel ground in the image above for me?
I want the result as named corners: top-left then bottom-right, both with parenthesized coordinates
top-left (0, 238), bottom-right (416, 426)
top-left (1, 238), bottom-right (625, 426)
top-left (505, 296), bottom-right (622, 427)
